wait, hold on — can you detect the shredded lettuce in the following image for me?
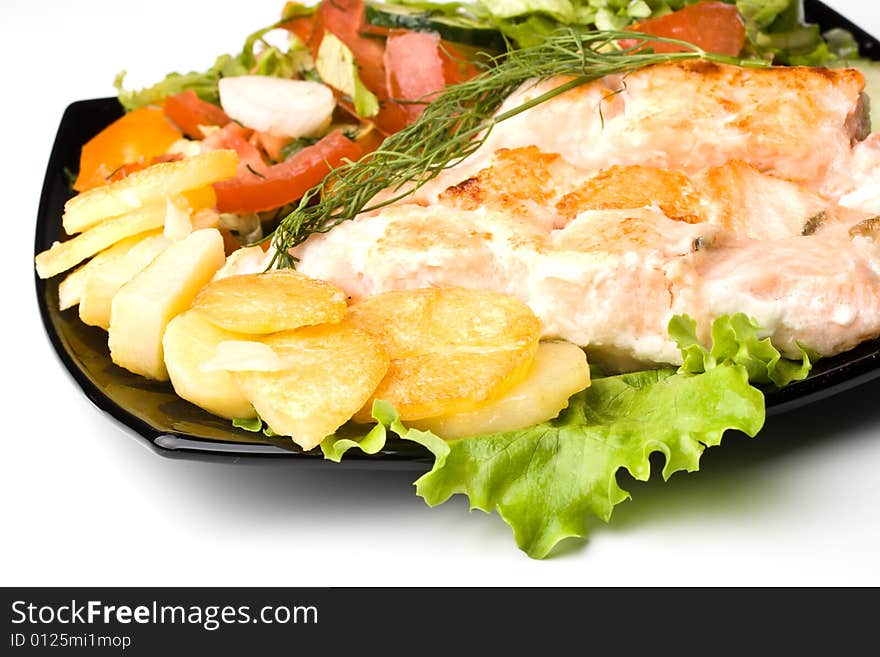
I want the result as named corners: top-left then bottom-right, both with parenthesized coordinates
top-left (321, 313), bottom-right (814, 558)
top-left (115, 3), bottom-right (315, 112)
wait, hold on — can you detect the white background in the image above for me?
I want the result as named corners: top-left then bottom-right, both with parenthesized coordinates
top-left (3, 1), bottom-right (879, 586)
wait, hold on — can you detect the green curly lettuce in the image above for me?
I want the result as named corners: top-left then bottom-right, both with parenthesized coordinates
top-left (668, 313), bottom-right (813, 387)
top-left (322, 313), bottom-right (813, 559)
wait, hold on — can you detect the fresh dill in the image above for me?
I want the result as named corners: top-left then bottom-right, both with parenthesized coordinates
top-left (270, 29), bottom-right (766, 267)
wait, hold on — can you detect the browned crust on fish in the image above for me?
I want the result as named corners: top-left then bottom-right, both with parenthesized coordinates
top-left (555, 165), bottom-right (702, 223)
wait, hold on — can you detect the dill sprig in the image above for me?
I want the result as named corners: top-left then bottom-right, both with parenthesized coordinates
top-left (270, 30), bottom-right (765, 266)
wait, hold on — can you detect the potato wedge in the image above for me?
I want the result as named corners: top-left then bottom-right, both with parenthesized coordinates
top-left (162, 310), bottom-right (256, 419)
top-left (233, 324), bottom-right (389, 450)
top-left (57, 231), bottom-right (156, 310)
top-left (62, 150), bottom-right (237, 235)
top-left (348, 287), bottom-right (542, 421)
top-left (411, 341), bottom-right (590, 439)
top-left (191, 269), bottom-right (347, 334)
top-left (109, 229), bottom-right (226, 380)
top-left (79, 232), bottom-right (172, 329)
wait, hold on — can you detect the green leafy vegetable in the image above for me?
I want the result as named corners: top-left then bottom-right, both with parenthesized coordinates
top-left (321, 314), bottom-right (816, 558)
top-left (378, 1), bottom-right (857, 66)
top-left (480, 0), bottom-right (577, 22)
top-left (232, 416), bottom-right (263, 432)
top-left (416, 364), bottom-right (764, 558)
top-left (322, 400), bottom-right (450, 463)
top-left (280, 136), bottom-right (321, 160)
top-left (115, 4), bottom-right (314, 111)
top-left (232, 413), bottom-right (278, 437)
top-left (315, 32), bottom-right (381, 118)
top-left (669, 313), bottom-right (813, 387)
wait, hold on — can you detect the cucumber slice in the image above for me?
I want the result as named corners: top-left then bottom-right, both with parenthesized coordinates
top-left (365, 2), bottom-right (505, 50)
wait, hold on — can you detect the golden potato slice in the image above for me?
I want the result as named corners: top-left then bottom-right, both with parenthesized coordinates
top-left (57, 232), bottom-right (147, 310)
top-left (36, 188), bottom-right (216, 280)
top-left (411, 341), bottom-right (590, 439)
top-left (162, 310), bottom-right (256, 420)
top-left (79, 232), bottom-right (172, 329)
top-left (109, 229), bottom-right (226, 380)
top-left (62, 150), bottom-right (237, 235)
top-left (348, 287), bottom-right (542, 421)
top-left (36, 204), bottom-right (165, 279)
top-left (191, 270), bottom-right (347, 334)
top-left (233, 324), bottom-right (389, 450)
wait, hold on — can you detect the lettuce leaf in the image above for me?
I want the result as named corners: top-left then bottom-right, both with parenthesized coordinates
top-left (115, 4), bottom-right (314, 112)
top-left (417, 364), bottom-right (763, 557)
top-left (314, 32), bottom-right (380, 118)
top-left (325, 314), bottom-right (813, 558)
top-left (668, 313), bottom-right (813, 387)
top-left (322, 400), bottom-right (450, 463)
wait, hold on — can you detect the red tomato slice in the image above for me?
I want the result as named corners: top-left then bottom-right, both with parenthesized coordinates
top-left (621, 2), bottom-right (745, 57)
top-left (312, 0), bottom-right (410, 135)
top-left (385, 31), bottom-right (447, 122)
top-left (213, 130), bottom-right (362, 214)
top-left (385, 32), bottom-right (480, 124)
top-left (202, 122), bottom-right (267, 176)
top-left (163, 90), bottom-right (231, 139)
top-left (280, 1), bottom-right (317, 44)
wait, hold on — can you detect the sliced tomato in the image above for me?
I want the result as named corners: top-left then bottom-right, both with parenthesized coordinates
top-left (621, 2), bottom-right (746, 57)
top-left (440, 41), bottom-right (481, 85)
top-left (385, 32), bottom-right (480, 123)
top-left (163, 90), bottom-right (230, 139)
top-left (73, 107), bottom-right (181, 192)
top-left (280, 2), bottom-right (317, 44)
top-left (202, 122), bottom-right (267, 176)
top-left (385, 31), bottom-right (447, 123)
top-left (312, 0), bottom-right (411, 135)
top-left (253, 131), bottom-right (290, 163)
top-left (213, 130), bottom-right (362, 214)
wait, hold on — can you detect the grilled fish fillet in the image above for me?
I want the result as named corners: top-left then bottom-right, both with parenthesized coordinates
top-left (401, 61), bottom-right (867, 205)
top-left (289, 61), bottom-right (880, 369)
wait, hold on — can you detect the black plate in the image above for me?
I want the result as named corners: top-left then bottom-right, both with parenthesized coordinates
top-left (34, 0), bottom-right (880, 463)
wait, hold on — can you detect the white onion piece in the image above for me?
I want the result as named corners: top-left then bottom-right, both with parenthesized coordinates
top-left (219, 76), bottom-right (334, 139)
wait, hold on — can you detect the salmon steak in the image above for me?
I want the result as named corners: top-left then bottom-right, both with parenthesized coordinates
top-left (291, 61), bottom-right (880, 370)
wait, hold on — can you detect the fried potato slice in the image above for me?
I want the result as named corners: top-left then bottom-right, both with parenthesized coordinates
top-left (233, 324), bottom-right (389, 450)
top-left (36, 204), bottom-right (166, 279)
top-left (79, 232), bottom-right (172, 329)
top-left (36, 187), bottom-right (216, 280)
top-left (109, 229), bottom-right (226, 380)
top-left (347, 287), bottom-right (542, 421)
top-left (62, 150), bottom-right (237, 235)
top-left (57, 231), bottom-right (157, 310)
top-left (411, 341), bottom-right (590, 439)
top-left (191, 269), bottom-right (347, 334)
top-left (162, 310), bottom-right (256, 419)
